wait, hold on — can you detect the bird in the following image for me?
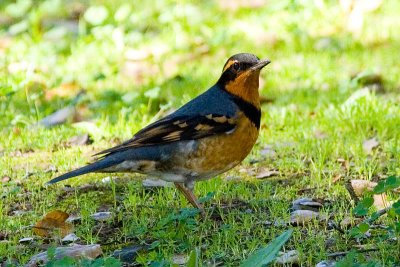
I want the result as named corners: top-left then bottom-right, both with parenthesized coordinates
top-left (47, 53), bottom-right (270, 215)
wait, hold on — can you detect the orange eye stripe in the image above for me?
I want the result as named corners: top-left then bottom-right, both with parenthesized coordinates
top-left (222, 60), bottom-right (237, 72)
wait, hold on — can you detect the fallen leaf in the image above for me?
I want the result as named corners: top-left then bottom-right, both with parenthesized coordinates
top-left (45, 83), bottom-right (80, 100)
top-left (316, 260), bottom-right (336, 267)
top-left (13, 210), bottom-right (27, 216)
top-left (351, 71), bottom-right (384, 93)
top-left (275, 250), bottom-right (299, 265)
top-left (332, 174), bottom-right (342, 183)
top-left (1, 176), bottom-right (10, 183)
top-left (19, 237), bottom-right (34, 244)
top-left (44, 165), bottom-right (57, 173)
top-left (340, 216), bottom-right (363, 229)
top-left (91, 211), bottom-right (112, 221)
top-left (26, 244), bottom-right (102, 267)
top-left (337, 158), bottom-right (350, 170)
top-left (0, 36), bottom-right (12, 55)
top-left (225, 175), bottom-right (242, 181)
top-left (314, 130), bottom-right (328, 139)
top-left (256, 168), bottom-right (280, 179)
top-left (172, 254), bottom-right (188, 265)
top-left (372, 194), bottom-right (390, 210)
top-left (350, 179), bottom-right (377, 196)
top-left (39, 91), bottom-right (86, 127)
top-left (362, 137), bottom-right (379, 154)
top-left (7, 61), bottom-right (31, 73)
top-left (84, 5), bottom-right (109, 25)
top-left (61, 233), bottom-right (80, 244)
top-left (39, 106), bottom-right (76, 128)
top-left (101, 176), bottom-right (111, 183)
top-left (33, 210), bottom-right (73, 238)
top-left (290, 210), bottom-right (321, 225)
top-left (348, 179), bottom-right (390, 209)
top-left (66, 215), bottom-right (81, 224)
top-left (68, 134), bottom-right (92, 146)
top-left (260, 145), bottom-right (276, 158)
top-left (113, 245), bottom-right (145, 263)
top-left (292, 198), bottom-right (323, 212)
top-left (239, 167), bottom-right (256, 176)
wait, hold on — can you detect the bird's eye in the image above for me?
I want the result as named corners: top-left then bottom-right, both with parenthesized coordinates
top-left (232, 62), bottom-right (240, 72)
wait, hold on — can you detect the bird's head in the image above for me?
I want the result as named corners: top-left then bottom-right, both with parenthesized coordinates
top-left (217, 53), bottom-right (270, 107)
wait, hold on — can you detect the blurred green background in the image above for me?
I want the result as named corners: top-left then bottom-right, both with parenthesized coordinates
top-left (1, 0), bottom-right (399, 134)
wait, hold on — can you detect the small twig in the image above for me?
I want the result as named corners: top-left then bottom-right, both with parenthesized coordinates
top-left (345, 180), bottom-right (359, 203)
top-left (328, 220), bottom-right (345, 234)
top-left (367, 206), bottom-right (391, 224)
top-left (369, 224), bottom-right (389, 229)
top-left (327, 248), bottom-right (378, 258)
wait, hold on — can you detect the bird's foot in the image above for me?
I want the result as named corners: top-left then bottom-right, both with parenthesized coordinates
top-left (174, 182), bottom-right (205, 217)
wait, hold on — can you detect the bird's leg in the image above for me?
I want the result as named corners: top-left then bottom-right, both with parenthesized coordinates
top-left (174, 182), bottom-right (205, 216)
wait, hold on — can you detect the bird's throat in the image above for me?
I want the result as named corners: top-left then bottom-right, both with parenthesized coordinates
top-left (224, 71), bottom-right (261, 109)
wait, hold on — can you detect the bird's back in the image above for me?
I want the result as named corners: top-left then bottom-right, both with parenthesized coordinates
top-left (169, 84), bottom-right (239, 118)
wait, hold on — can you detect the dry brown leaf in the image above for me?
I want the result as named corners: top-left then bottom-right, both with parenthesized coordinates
top-left (256, 168), bottom-right (280, 179)
top-left (26, 244), bottom-right (102, 267)
top-left (337, 158), bottom-right (350, 170)
top-left (292, 198), bottom-right (323, 212)
top-left (350, 179), bottom-right (390, 209)
top-left (372, 194), bottom-right (390, 210)
top-left (314, 129), bottom-right (328, 139)
top-left (275, 250), bottom-right (299, 265)
top-left (340, 216), bottom-right (363, 228)
top-left (45, 83), bottom-right (80, 100)
top-left (33, 210), bottom-right (73, 238)
top-left (239, 167), bottom-right (256, 176)
top-left (0, 36), bottom-right (12, 55)
top-left (350, 179), bottom-right (377, 196)
top-left (363, 137), bottom-right (379, 154)
top-left (332, 174), bottom-right (343, 183)
top-left (68, 134), bottom-right (92, 146)
top-left (1, 176), bottom-right (10, 183)
top-left (290, 210), bottom-right (320, 225)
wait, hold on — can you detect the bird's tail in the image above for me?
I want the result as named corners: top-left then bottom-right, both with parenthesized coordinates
top-left (46, 156), bottom-right (123, 185)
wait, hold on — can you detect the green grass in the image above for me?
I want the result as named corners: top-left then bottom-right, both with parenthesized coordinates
top-left (1, 0), bottom-right (400, 266)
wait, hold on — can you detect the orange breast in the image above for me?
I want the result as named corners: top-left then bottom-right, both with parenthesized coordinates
top-left (184, 112), bottom-right (259, 178)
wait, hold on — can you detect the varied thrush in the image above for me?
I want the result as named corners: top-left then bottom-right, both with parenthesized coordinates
top-left (47, 53), bottom-right (270, 215)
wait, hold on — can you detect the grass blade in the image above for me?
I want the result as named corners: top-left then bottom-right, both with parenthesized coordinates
top-left (186, 248), bottom-right (200, 267)
top-left (240, 229), bottom-right (293, 267)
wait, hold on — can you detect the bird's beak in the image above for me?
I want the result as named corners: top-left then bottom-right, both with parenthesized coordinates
top-left (250, 59), bottom-right (271, 71)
